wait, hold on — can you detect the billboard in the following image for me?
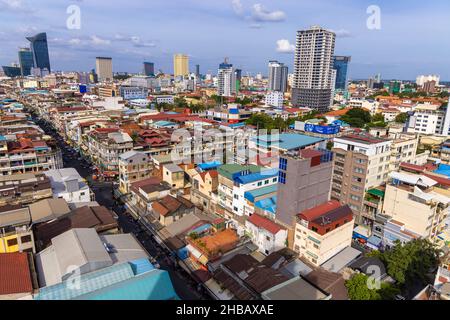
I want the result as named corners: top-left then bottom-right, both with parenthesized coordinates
top-left (295, 121), bottom-right (340, 135)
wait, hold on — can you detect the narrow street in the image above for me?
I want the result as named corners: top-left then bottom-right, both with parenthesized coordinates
top-left (31, 113), bottom-right (210, 300)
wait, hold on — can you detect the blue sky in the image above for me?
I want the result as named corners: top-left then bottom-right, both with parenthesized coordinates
top-left (1, 0), bottom-right (449, 80)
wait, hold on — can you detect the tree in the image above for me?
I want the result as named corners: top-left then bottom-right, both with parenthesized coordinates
top-left (345, 274), bottom-right (381, 300)
top-left (395, 113), bottom-right (408, 123)
top-left (379, 239), bottom-right (440, 286)
top-left (345, 273), bottom-right (400, 300)
top-left (340, 108), bottom-right (372, 128)
top-left (245, 113), bottom-right (274, 130)
top-left (372, 113), bottom-right (385, 123)
top-left (326, 141), bottom-right (334, 150)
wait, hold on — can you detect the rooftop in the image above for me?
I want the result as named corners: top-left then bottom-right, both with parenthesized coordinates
top-left (247, 214), bottom-right (285, 235)
top-left (0, 253), bottom-right (33, 296)
top-left (252, 133), bottom-right (324, 151)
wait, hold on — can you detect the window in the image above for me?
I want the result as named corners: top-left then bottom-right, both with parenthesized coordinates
top-left (7, 238), bottom-right (18, 246)
top-left (272, 178), bottom-right (277, 183)
top-left (278, 171), bottom-right (286, 184)
top-left (21, 235), bottom-right (32, 243)
top-left (311, 226), bottom-right (318, 233)
top-left (257, 181), bottom-right (262, 186)
top-left (233, 206), bottom-right (238, 212)
top-left (264, 180), bottom-right (269, 185)
top-left (354, 167), bottom-right (364, 174)
top-left (265, 236), bottom-right (271, 241)
top-left (234, 194), bottom-right (239, 200)
top-left (279, 158), bottom-right (287, 171)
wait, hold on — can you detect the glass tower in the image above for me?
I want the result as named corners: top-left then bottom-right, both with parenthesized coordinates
top-left (26, 32), bottom-right (51, 73)
top-left (18, 48), bottom-right (34, 76)
top-left (333, 56), bottom-right (351, 91)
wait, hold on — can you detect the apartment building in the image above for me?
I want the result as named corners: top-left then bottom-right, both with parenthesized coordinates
top-left (44, 168), bottom-right (93, 204)
top-left (118, 151), bottom-right (152, 194)
top-left (276, 148), bottom-right (334, 248)
top-left (0, 173), bottom-right (52, 206)
top-left (191, 169), bottom-right (219, 213)
top-left (407, 103), bottom-right (450, 136)
top-left (331, 134), bottom-right (392, 225)
top-left (293, 200), bottom-right (354, 266)
top-left (0, 134), bottom-right (62, 176)
top-left (389, 134), bottom-right (419, 172)
top-left (217, 164), bottom-right (278, 218)
top-left (87, 129), bottom-right (133, 172)
top-left (382, 171), bottom-right (449, 245)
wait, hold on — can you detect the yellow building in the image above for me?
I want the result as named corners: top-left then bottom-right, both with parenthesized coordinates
top-left (382, 171), bottom-right (449, 243)
top-left (294, 201), bottom-right (354, 266)
top-left (162, 163), bottom-right (185, 190)
top-left (173, 54), bottom-right (189, 77)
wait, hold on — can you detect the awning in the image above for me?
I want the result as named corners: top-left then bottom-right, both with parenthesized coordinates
top-left (367, 188), bottom-right (385, 198)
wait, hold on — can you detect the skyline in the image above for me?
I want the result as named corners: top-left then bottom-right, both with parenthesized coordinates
top-left (1, 0), bottom-right (450, 79)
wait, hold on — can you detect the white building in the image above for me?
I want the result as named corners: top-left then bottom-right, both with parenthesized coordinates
top-left (407, 103), bottom-right (450, 136)
top-left (44, 168), bottom-right (93, 204)
top-left (416, 75), bottom-right (440, 87)
top-left (265, 91), bottom-right (284, 108)
top-left (217, 59), bottom-right (236, 97)
top-left (245, 214), bottom-right (287, 255)
top-left (291, 26), bottom-right (336, 112)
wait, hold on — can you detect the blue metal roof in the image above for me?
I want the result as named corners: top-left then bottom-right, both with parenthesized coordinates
top-left (434, 164), bottom-right (450, 179)
top-left (234, 168), bottom-right (278, 184)
top-left (75, 269), bottom-right (179, 300)
top-left (129, 258), bottom-right (155, 275)
top-left (198, 161), bottom-right (222, 171)
top-left (254, 196), bottom-right (277, 214)
top-left (244, 184), bottom-right (278, 203)
top-left (252, 133), bottom-right (324, 151)
top-left (35, 263), bottom-right (135, 300)
top-left (154, 120), bottom-right (176, 127)
top-left (229, 108), bottom-right (239, 114)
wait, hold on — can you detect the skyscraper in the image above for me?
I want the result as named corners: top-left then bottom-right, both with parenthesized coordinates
top-left (18, 48), bottom-right (34, 76)
top-left (173, 54), bottom-right (189, 77)
top-left (333, 56), bottom-right (351, 91)
top-left (143, 62), bottom-right (155, 77)
top-left (291, 26), bottom-right (336, 113)
top-left (195, 64), bottom-right (200, 78)
top-left (95, 57), bottom-right (113, 82)
top-left (217, 58), bottom-right (236, 97)
top-left (268, 61), bottom-right (288, 92)
top-left (234, 68), bottom-right (242, 93)
top-left (26, 32), bottom-right (51, 73)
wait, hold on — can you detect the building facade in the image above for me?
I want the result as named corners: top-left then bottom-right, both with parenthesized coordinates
top-left (291, 26), bottom-right (336, 113)
top-left (268, 61), bottom-right (288, 93)
top-left (95, 57), bottom-right (113, 82)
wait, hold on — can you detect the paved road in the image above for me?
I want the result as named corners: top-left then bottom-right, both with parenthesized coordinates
top-left (31, 114), bottom-right (210, 300)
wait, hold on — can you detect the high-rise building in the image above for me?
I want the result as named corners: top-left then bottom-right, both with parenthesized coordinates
top-left (291, 26), bottom-right (336, 113)
top-left (18, 48), bottom-right (34, 76)
top-left (217, 58), bottom-right (236, 97)
top-left (331, 134), bottom-right (392, 225)
top-left (95, 57), bottom-right (113, 82)
top-left (235, 68), bottom-right (242, 93)
top-left (268, 61), bottom-right (288, 92)
top-left (26, 32), bottom-right (51, 73)
top-left (195, 64), bottom-right (200, 78)
top-left (416, 74), bottom-right (440, 87)
top-left (1, 66), bottom-right (21, 77)
top-left (143, 62), bottom-right (154, 77)
top-left (173, 54), bottom-right (189, 77)
top-left (333, 56), bottom-right (351, 91)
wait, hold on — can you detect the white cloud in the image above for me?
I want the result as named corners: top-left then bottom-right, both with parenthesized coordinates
top-left (252, 4), bottom-right (286, 22)
top-left (331, 29), bottom-right (353, 38)
top-left (0, 0), bottom-right (32, 13)
top-left (231, 0), bottom-right (244, 16)
top-left (90, 35), bottom-right (111, 46)
top-left (276, 39), bottom-right (295, 53)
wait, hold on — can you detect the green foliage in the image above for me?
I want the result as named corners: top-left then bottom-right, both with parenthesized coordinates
top-left (245, 113), bottom-right (287, 131)
top-left (395, 113), bottom-right (408, 123)
top-left (234, 96), bottom-right (253, 106)
top-left (345, 274), bottom-right (381, 300)
top-left (340, 108), bottom-right (372, 128)
top-left (189, 232), bottom-right (199, 240)
top-left (378, 239), bottom-right (440, 286)
top-left (345, 273), bottom-right (400, 300)
top-left (372, 113), bottom-right (385, 122)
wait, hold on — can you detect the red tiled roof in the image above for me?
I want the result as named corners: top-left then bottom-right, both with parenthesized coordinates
top-left (400, 162), bottom-right (426, 172)
top-left (0, 253), bottom-right (33, 295)
top-left (298, 200), bottom-right (341, 221)
top-left (247, 214), bottom-right (285, 235)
